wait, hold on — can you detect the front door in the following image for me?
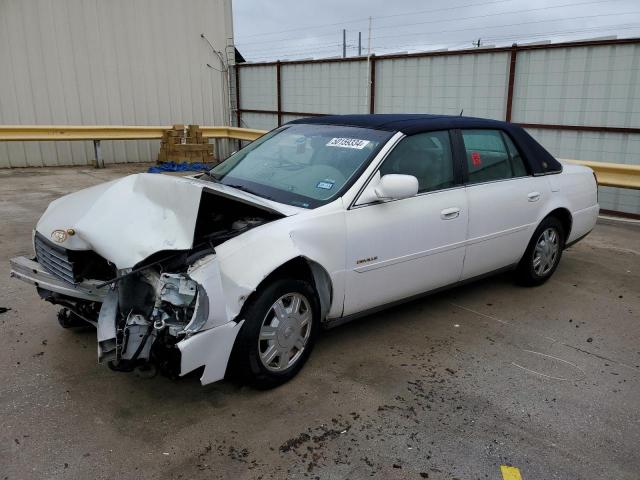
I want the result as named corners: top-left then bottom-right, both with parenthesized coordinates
top-left (343, 130), bottom-right (468, 316)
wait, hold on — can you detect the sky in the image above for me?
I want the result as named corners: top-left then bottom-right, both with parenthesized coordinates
top-left (233, 0), bottom-right (640, 62)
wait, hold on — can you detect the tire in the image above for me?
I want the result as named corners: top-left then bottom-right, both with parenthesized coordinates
top-left (229, 277), bottom-right (320, 389)
top-left (516, 216), bottom-right (565, 286)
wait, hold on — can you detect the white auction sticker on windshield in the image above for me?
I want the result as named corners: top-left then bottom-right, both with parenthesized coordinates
top-left (326, 137), bottom-right (370, 149)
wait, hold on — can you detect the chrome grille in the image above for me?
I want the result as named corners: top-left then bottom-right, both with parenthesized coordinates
top-left (34, 233), bottom-right (77, 284)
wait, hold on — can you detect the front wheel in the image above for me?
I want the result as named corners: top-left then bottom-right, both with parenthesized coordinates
top-left (516, 216), bottom-right (565, 286)
top-left (229, 278), bottom-right (320, 389)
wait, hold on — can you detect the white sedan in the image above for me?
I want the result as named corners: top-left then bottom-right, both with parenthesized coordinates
top-left (10, 114), bottom-right (599, 388)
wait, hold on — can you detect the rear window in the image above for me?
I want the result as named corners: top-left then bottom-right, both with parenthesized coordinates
top-left (462, 129), bottom-right (528, 184)
top-left (502, 132), bottom-right (528, 177)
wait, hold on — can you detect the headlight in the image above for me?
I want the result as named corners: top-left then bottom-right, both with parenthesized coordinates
top-left (181, 284), bottom-right (209, 335)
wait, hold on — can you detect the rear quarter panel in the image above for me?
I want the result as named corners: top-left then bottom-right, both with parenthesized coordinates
top-left (546, 163), bottom-right (599, 243)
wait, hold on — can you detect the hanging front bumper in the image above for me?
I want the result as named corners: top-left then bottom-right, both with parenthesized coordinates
top-left (9, 256), bottom-right (108, 302)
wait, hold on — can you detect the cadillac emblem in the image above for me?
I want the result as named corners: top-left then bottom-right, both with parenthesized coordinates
top-left (51, 229), bottom-right (68, 243)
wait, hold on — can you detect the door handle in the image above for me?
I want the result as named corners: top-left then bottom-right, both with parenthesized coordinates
top-left (527, 191), bottom-right (541, 202)
top-left (440, 207), bottom-right (461, 220)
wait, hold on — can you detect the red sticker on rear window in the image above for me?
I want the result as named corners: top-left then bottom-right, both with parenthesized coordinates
top-left (471, 151), bottom-right (481, 167)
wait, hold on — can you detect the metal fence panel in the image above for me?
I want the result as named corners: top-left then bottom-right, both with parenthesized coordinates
top-left (239, 65), bottom-right (278, 111)
top-left (527, 128), bottom-right (640, 214)
top-left (237, 40), bottom-right (640, 214)
top-left (512, 44), bottom-right (640, 127)
top-left (281, 114), bottom-right (309, 124)
top-left (376, 52), bottom-right (509, 119)
top-left (240, 112), bottom-right (278, 131)
top-left (596, 185), bottom-right (640, 215)
top-left (281, 61), bottom-right (369, 114)
top-left (527, 129), bottom-right (639, 165)
top-left (512, 43), bottom-right (640, 214)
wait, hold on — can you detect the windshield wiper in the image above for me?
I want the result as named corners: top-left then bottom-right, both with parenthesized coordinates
top-left (225, 183), bottom-right (257, 195)
top-left (201, 171), bottom-right (221, 183)
top-left (224, 183), bottom-right (275, 201)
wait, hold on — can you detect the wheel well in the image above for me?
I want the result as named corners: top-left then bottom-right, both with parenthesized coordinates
top-left (263, 257), bottom-right (314, 282)
top-left (546, 208), bottom-right (572, 242)
top-left (246, 257), bottom-right (333, 320)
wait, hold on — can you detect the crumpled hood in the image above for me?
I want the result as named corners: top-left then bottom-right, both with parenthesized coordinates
top-left (36, 173), bottom-right (301, 269)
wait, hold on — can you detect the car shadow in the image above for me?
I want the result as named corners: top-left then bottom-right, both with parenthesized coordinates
top-left (61, 270), bottom-right (518, 406)
top-left (320, 270), bottom-right (515, 341)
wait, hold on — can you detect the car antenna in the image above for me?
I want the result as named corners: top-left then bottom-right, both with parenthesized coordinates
top-left (459, 109), bottom-right (464, 116)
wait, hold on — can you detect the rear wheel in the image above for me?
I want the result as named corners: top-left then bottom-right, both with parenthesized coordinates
top-left (516, 216), bottom-right (565, 286)
top-left (229, 278), bottom-right (319, 389)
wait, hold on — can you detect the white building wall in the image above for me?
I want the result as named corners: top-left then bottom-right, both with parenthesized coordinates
top-left (0, 0), bottom-right (234, 167)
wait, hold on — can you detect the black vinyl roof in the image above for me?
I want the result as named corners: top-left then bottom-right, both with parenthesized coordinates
top-left (288, 114), bottom-right (562, 174)
top-left (289, 113), bottom-right (507, 134)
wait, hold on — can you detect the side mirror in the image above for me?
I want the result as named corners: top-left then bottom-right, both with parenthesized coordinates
top-left (374, 174), bottom-right (419, 200)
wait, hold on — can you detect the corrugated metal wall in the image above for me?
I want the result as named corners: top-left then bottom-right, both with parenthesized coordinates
top-left (511, 44), bottom-right (639, 127)
top-left (511, 43), bottom-right (640, 214)
top-left (0, 0), bottom-right (234, 167)
top-left (526, 128), bottom-right (640, 213)
top-left (239, 65), bottom-right (277, 112)
top-left (237, 41), bottom-right (640, 214)
top-left (281, 62), bottom-right (369, 114)
top-left (375, 53), bottom-right (509, 119)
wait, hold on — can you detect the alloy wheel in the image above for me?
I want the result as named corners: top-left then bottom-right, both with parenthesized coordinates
top-left (533, 227), bottom-right (560, 276)
top-left (258, 293), bottom-right (312, 372)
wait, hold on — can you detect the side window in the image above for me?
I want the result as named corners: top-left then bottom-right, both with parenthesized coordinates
top-left (501, 132), bottom-right (528, 177)
top-left (379, 131), bottom-right (455, 194)
top-left (462, 129), bottom-right (515, 184)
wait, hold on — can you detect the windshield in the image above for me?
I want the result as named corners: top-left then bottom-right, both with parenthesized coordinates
top-left (208, 124), bottom-right (393, 208)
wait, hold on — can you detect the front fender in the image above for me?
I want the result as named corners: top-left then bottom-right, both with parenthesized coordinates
top-left (220, 230), bottom-right (308, 322)
top-left (181, 232), bottom-right (333, 386)
top-left (188, 203), bottom-right (346, 329)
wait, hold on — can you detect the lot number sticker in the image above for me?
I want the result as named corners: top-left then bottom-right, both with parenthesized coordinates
top-left (326, 138), bottom-right (370, 149)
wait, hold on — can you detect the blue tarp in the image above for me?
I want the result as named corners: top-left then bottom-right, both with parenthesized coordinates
top-left (148, 161), bottom-right (209, 173)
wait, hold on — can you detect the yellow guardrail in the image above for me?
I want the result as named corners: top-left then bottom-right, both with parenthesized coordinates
top-left (0, 125), bottom-right (638, 189)
top-left (0, 125), bottom-right (266, 142)
top-left (0, 125), bottom-right (267, 168)
top-left (562, 159), bottom-right (640, 190)
top-left (200, 126), bottom-right (266, 142)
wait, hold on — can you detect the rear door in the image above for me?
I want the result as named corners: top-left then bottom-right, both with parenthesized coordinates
top-left (458, 129), bottom-right (552, 280)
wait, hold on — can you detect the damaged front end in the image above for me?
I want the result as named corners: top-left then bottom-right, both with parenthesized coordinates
top-left (10, 174), bottom-right (290, 382)
top-left (98, 269), bottom-right (206, 377)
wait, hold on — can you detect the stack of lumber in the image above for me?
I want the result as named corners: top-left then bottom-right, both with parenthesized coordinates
top-left (157, 124), bottom-right (214, 164)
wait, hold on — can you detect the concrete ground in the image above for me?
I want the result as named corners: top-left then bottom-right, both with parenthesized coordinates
top-left (1, 164), bottom-right (638, 480)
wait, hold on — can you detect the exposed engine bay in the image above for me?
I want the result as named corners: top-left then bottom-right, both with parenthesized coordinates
top-left (37, 190), bottom-right (282, 377)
